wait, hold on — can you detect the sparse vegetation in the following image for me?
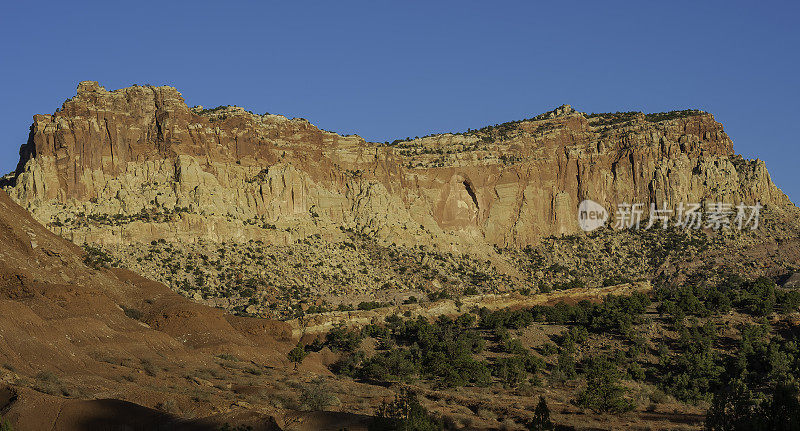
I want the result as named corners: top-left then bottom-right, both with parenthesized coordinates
top-left (299, 377), bottom-right (338, 411)
top-left (370, 389), bottom-right (443, 431)
top-left (313, 269), bottom-right (800, 428)
top-left (83, 243), bottom-right (116, 269)
top-left (288, 344), bottom-right (307, 369)
top-left (576, 355), bottom-right (634, 413)
top-left (121, 306), bottom-right (144, 321)
top-left (96, 229), bottom-right (509, 319)
top-left (528, 396), bottom-right (553, 431)
top-left (0, 415), bottom-right (12, 431)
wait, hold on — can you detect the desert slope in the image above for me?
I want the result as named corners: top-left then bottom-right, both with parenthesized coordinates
top-left (0, 187), bottom-right (743, 431)
top-left (0, 187), bottom-right (304, 429)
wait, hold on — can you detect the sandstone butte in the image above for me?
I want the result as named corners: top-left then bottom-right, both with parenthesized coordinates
top-left (2, 81), bottom-right (794, 257)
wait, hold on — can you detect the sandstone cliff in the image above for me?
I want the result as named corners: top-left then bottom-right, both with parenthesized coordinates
top-left (4, 81), bottom-right (792, 252)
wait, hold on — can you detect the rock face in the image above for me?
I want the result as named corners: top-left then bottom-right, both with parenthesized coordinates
top-left (5, 82), bottom-right (793, 251)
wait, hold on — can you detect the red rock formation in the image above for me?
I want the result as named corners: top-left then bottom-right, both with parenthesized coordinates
top-left (5, 82), bottom-right (793, 249)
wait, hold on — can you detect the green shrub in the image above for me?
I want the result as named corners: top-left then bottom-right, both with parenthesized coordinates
top-left (706, 380), bottom-right (800, 430)
top-left (0, 415), bottom-right (12, 431)
top-left (122, 306), bottom-right (144, 321)
top-left (360, 349), bottom-right (419, 382)
top-left (82, 243), bottom-right (115, 269)
top-left (491, 356), bottom-right (528, 388)
top-left (325, 325), bottom-right (364, 352)
top-left (358, 301), bottom-right (385, 311)
top-left (369, 389), bottom-right (443, 431)
top-left (529, 396), bottom-right (553, 431)
top-left (300, 377), bottom-right (338, 411)
top-left (288, 344), bottom-right (307, 369)
top-left (576, 355), bottom-right (634, 413)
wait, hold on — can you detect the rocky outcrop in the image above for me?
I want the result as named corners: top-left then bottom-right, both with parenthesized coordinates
top-left (5, 82), bottom-right (793, 251)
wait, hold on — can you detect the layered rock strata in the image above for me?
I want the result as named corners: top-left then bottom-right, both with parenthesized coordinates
top-left (5, 82), bottom-right (791, 252)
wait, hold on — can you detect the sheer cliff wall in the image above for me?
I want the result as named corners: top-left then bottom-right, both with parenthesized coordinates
top-left (5, 82), bottom-right (791, 251)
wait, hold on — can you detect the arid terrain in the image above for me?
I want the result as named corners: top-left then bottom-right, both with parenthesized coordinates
top-left (1, 82), bottom-right (799, 430)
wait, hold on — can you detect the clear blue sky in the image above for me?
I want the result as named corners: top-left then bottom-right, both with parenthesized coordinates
top-left (2, 1), bottom-right (798, 203)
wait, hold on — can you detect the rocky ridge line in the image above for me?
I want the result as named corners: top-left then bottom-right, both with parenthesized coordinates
top-left (4, 81), bottom-right (791, 255)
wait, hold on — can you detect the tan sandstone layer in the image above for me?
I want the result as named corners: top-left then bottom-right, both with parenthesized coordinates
top-left (4, 81), bottom-right (791, 255)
